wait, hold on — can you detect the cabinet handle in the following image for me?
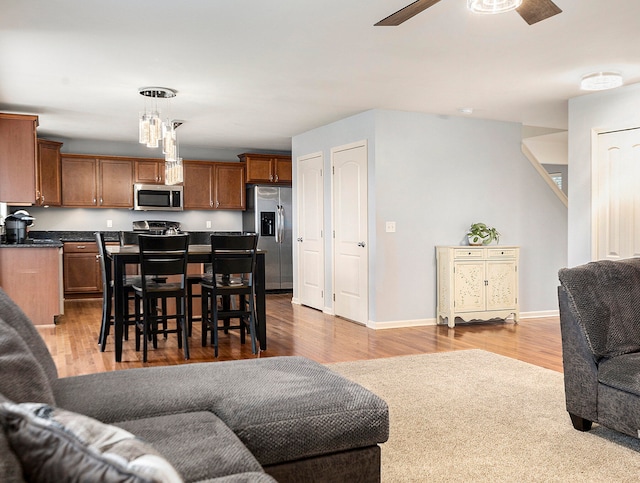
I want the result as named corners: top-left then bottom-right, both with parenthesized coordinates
top-left (275, 174), bottom-right (279, 182)
top-left (210, 200), bottom-right (213, 207)
top-left (269, 174), bottom-right (273, 182)
top-left (93, 198), bottom-right (96, 204)
top-left (76, 245), bottom-right (86, 249)
top-left (216, 200), bottom-right (220, 208)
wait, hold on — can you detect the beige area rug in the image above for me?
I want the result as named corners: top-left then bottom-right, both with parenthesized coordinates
top-left (329, 350), bottom-right (640, 482)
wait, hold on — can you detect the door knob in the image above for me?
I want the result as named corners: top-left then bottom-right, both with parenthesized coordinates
top-left (358, 241), bottom-right (366, 247)
top-left (297, 237), bottom-right (303, 242)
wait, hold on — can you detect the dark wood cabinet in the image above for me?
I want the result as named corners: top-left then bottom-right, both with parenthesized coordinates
top-left (0, 113), bottom-right (38, 204)
top-left (63, 242), bottom-right (101, 297)
top-left (184, 161), bottom-right (245, 210)
top-left (61, 156), bottom-right (98, 206)
top-left (61, 155), bottom-right (133, 208)
top-left (36, 139), bottom-right (63, 207)
top-left (239, 153), bottom-right (291, 185)
top-left (184, 161), bottom-right (214, 209)
top-left (215, 163), bottom-right (246, 210)
top-left (134, 159), bottom-right (165, 184)
top-left (99, 159), bottom-right (133, 207)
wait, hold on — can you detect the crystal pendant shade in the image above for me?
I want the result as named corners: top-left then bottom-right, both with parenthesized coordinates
top-left (467, 0), bottom-right (522, 14)
top-left (137, 87), bottom-right (183, 183)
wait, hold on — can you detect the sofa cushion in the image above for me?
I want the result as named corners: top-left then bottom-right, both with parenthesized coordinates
top-left (115, 411), bottom-right (263, 483)
top-left (0, 317), bottom-right (55, 405)
top-left (0, 401), bottom-right (183, 483)
top-left (0, 288), bottom-right (58, 383)
top-left (558, 258), bottom-right (640, 360)
top-left (53, 356), bottom-right (389, 466)
top-left (598, 352), bottom-right (640, 397)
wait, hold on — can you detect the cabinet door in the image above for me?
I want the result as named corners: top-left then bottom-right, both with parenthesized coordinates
top-left (244, 156), bottom-right (273, 183)
top-left (274, 156), bottom-right (292, 184)
top-left (61, 157), bottom-right (98, 206)
top-left (36, 139), bottom-right (62, 206)
top-left (183, 162), bottom-right (213, 209)
top-left (214, 163), bottom-right (245, 209)
top-left (135, 159), bottom-right (164, 184)
top-left (63, 243), bottom-right (101, 294)
top-left (486, 260), bottom-right (517, 311)
top-left (99, 159), bottom-right (133, 207)
top-left (0, 114), bottom-right (38, 204)
top-left (453, 261), bottom-right (485, 312)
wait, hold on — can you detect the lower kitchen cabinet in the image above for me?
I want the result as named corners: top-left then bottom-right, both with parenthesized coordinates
top-left (63, 242), bottom-right (102, 297)
top-left (436, 245), bottom-right (519, 328)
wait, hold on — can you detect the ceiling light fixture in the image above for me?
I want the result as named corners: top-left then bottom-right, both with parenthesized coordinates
top-left (138, 87), bottom-right (183, 185)
top-left (580, 72), bottom-right (623, 91)
top-left (467, 0), bottom-right (522, 14)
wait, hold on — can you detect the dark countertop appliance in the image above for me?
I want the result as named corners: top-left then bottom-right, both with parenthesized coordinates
top-left (5, 211), bottom-right (35, 244)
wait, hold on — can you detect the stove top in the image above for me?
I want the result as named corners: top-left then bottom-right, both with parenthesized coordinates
top-left (132, 220), bottom-right (181, 233)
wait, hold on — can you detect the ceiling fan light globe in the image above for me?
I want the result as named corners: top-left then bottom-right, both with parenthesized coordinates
top-left (467, 0), bottom-right (523, 14)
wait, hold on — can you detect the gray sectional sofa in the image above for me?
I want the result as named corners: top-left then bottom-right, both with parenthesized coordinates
top-left (0, 288), bottom-right (389, 482)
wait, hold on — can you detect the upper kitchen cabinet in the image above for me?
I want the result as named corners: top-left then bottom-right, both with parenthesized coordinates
top-left (0, 113), bottom-right (38, 205)
top-left (183, 160), bottom-right (245, 210)
top-left (238, 153), bottom-right (292, 185)
top-left (61, 155), bottom-right (133, 208)
top-left (36, 139), bottom-right (63, 207)
top-left (134, 158), bottom-right (165, 184)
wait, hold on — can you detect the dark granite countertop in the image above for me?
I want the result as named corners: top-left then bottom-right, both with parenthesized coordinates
top-left (1, 230), bottom-right (220, 247)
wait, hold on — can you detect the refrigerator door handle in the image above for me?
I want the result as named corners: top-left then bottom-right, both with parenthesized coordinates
top-left (277, 205), bottom-right (284, 244)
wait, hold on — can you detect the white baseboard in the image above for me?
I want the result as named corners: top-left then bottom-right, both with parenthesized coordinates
top-left (519, 310), bottom-right (560, 319)
top-left (367, 318), bottom-right (438, 330)
top-left (291, 297), bottom-right (301, 305)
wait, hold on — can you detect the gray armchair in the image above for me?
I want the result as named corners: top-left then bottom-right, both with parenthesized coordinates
top-left (558, 257), bottom-right (640, 437)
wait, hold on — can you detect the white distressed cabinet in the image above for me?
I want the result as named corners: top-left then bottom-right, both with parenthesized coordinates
top-left (436, 246), bottom-right (519, 328)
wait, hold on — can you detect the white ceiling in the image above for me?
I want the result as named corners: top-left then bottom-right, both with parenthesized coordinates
top-left (1, 0), bottom-right (639, 153)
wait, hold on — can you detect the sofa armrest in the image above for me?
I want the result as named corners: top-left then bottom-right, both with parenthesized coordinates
top-left (558, 286), bottom-right (599, 422)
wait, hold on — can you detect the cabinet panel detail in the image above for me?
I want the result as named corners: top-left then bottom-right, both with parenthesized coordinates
top-left (437, 245), bottom-right (519, 328)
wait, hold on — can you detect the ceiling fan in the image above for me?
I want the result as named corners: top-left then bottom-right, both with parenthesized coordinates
top-left (375, 0), bottom-right (562, 26)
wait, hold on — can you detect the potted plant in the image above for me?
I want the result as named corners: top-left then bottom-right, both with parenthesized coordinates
top-left (467, 222), bottom-right (500, 246)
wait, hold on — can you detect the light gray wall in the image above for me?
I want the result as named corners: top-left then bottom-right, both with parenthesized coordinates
top-left (293, 109), bottom-right (567, 324)
top-left (567, 82), bottom-right (640, 267)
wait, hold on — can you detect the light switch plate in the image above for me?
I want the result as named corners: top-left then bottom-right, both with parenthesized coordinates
top-left (206, 220), bottom-right (212, 228)
top-left (386, 221), bottom-right (396, 233)
top-left (106, 219), bottom-right (113, 228)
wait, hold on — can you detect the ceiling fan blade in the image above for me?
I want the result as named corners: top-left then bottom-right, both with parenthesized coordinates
top-left (516, 0), bottom-right (562, 25)
top-left (374, 0), bottom-right (442, 26)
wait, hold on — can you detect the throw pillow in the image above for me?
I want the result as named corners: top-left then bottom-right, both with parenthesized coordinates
top-left (0, 402), bottom-right (183, 483)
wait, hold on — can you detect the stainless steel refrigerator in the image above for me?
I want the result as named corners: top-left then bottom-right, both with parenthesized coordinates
top-left (243, 186), bottom-right (293, 291)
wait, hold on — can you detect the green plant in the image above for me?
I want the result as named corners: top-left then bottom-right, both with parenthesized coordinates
top-left (467, 222), bottom-right (500, 246)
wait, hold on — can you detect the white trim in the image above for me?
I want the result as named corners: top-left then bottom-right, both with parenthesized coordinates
top-left (291, 297), bottom-right (301, 305)
top-left (323, 306), bottom-right (335, 315)
top-left (368, 318), bottom-right (437, 330)
top-left (519, 309), bottom-right (559, 319)
top-left (521, 143), bottom-right (567, 208)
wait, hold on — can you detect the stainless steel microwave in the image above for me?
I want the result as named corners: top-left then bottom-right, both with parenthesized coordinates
top-left (133, 184), bottom-right (183, 211)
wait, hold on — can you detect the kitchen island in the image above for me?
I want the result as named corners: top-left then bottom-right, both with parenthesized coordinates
top-left (0, 239), bottom-right (63, 325)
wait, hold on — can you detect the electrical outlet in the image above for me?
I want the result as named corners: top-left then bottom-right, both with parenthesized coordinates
top-left (106, 219), bottom-right (113, 228)
top-left (206, 220), bottom-right (212, 229)
top-left (385, 221), bottom-right (396, 233)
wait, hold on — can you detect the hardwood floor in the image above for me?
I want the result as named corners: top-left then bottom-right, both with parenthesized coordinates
top-left (37, 294), bottom-right (564, 377)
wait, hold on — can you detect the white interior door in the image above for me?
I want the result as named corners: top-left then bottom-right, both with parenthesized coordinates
top-left (297, 152), bottom-right (324, 310)
top-left (595, 128), bottom-right (640, 260)
top-left (332, 141), bottom-right (368, 325)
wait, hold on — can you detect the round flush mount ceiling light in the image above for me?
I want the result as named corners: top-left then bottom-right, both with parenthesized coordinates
top-left (580, 72), bottom-right (623, 91)
top-left (467, 0), bottom-right (522, 14)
